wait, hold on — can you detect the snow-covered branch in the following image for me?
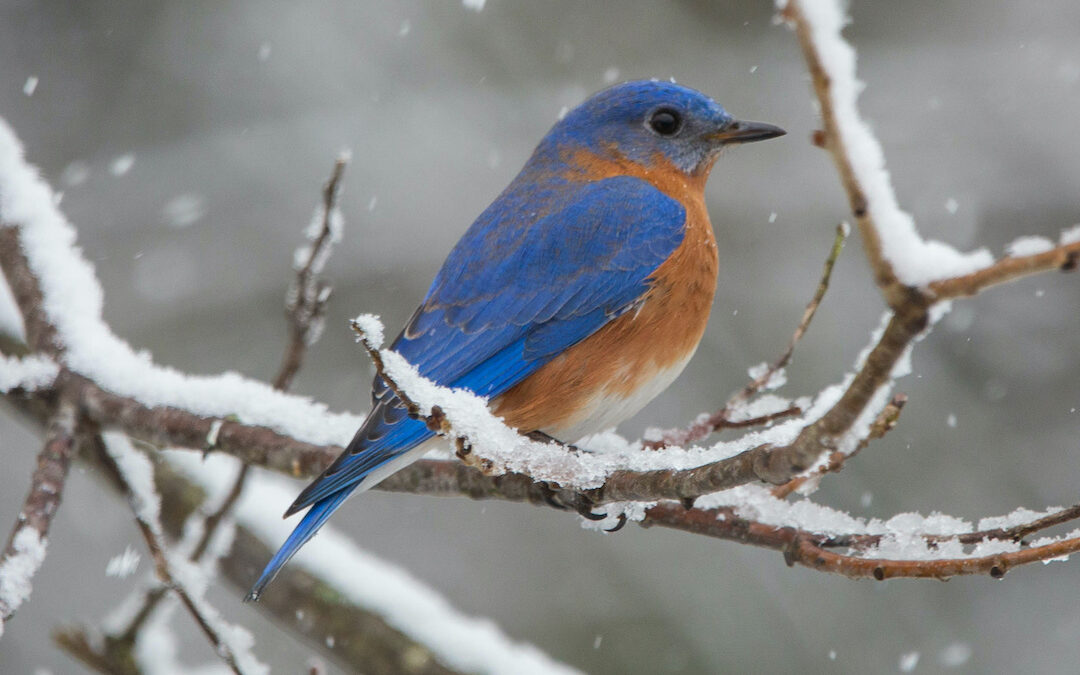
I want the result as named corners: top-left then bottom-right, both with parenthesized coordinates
top-left (0, 400), bottom-right (76, 636)
top-left (2, 0), bottom-right (1080, 669)
top-left (98, 434), bottom-right (268, 675)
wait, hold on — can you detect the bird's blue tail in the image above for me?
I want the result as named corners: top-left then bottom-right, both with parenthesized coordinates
top-left (244, 488), bottom-right (352, 602)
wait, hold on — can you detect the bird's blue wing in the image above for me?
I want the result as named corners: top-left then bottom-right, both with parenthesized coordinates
top-left (247, 176), bottom-right (685, 600)
top-left (293, 175), bottom-right (686, 506)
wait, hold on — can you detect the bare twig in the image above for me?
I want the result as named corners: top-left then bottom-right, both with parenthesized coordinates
top-left (0, 226), bottom-right (62, 356)
top-left (107, 157), bottom-right (350, 651)
top-left (275, 156), bottom-right (349, 390)
top-left (57, 442), bottom-right (466, 675)
top-left (0, 400), bottom-right (76, 626)
top-left (771, 392), bottom-right (906, 498)
top-left (928, 242), bottom-right (1080, 300)
top-left (648, 224), bottom-right (848, 449)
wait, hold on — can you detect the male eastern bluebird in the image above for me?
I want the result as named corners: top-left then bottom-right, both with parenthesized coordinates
top-left (246, 80), bottom-right (784, 600)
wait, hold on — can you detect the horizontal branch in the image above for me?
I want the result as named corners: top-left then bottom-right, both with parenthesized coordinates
top-left (643, 501), bottom-right (1080, 581)
top-left (928, 241), bottom-right (1080, 300)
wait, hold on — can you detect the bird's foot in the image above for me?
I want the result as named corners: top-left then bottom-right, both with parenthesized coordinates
top-left (536, 481), bottom-right (625, 532)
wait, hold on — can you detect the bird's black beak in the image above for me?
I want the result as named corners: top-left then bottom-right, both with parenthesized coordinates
top-left (712, 119), bottom-right (786, 145)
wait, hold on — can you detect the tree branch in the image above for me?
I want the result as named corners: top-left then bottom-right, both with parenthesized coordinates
top-left (0, 400), bottom-right (76, 628)
top-left (928, 242), bottom-right (1080, 299)
top-left (96, 436), bottom-right (265, 675)
top-left (780, 1), bottom-right (903, 305)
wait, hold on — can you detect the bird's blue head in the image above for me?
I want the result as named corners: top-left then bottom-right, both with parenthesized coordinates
top-left (542, 80), bottom-right (784, 175)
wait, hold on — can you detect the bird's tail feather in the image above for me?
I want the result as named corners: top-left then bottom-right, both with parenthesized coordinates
top-left (244, 488), bottom-right (352, 602)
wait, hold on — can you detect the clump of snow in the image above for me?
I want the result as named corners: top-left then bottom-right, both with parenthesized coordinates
top-left (23, 77), bottom-right (39, 97)
top-left (728, 393), bottom-right (793, 422)
top-left (351, 314), bottom-right (385, 349)
top-left (104, 432), bottom-right (162, 528)
top-left (106, 545), bottom-right (142, 578)
top-left (1004, 235), bottom-right (1054, 258)
top-left (746, 362), bottom-right (787, 390)
top-left (293, 186), bottom-right (345, 276)
top-left (977, 506), bottom-right (1062, 532)
top-left (944, 197), bottom-right (958, 214)
top-left (462, 0), bottom-right (486, 11)
top-left (780, 0), bottom-right (994, 285)
top-left (0, 353), bottom-right (58, 393)
top-left (1060, 224), bottom-right (1080, 245)
top-left (257, 42), bottom-right (272, 62)
top-left (602, 67), bottom-right (620, 84)
top-left (166, 451), bottom-right (581, 675)
top-left (0, 527), bottom-right (48, 637)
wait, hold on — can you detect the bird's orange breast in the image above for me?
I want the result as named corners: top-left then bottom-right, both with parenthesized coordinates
top-left (492, 149), bottom-right (719, 439)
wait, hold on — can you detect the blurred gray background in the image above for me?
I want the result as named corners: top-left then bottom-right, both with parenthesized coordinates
top-left (2, 1), bottom-right (1079, 673)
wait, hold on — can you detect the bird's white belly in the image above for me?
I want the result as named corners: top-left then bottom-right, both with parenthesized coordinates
top-left (543, 350), bottom-right (696, 443)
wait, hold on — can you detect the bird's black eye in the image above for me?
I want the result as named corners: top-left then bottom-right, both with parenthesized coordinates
top-left (647, 108), bottom-right (682, 136)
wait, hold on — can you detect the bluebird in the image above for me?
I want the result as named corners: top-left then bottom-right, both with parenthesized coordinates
top-left (246, 80), bottom-right (784, 600)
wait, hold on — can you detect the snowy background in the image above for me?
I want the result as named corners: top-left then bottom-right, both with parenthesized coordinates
top-left (2, 1), bottom-right (1079, 672)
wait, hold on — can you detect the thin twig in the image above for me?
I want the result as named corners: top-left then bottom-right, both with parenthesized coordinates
top-left (0, 400), bottom-right (77, 625)
top-left (928, 242), bottom-right (1080, 300)
top-left (275, 156), bottom-right (349, 390)
top-left (97, 440), bottom-right (261, 675)
top-left (646, 223), bottom-right (847, 450)
top-left (771, 392), bottom-right (906, 498)
top-left (110, 157), bottom-right (349, 648)
top-left (643, 502), bottom-right (1080, 581)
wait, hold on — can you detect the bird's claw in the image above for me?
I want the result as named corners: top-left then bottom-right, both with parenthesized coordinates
top-left (536, 481), bottom-right (626, 531)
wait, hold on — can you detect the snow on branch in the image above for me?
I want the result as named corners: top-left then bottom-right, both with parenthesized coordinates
top-left (0, 118), bottom-right (363, 448)
top-left (166, 451), bottom-right (582, 675)
top-left (99, 433), bottom-right (268, 675)
top-left (0, 352), bottom-right (57, 392)
top-left (0, 401), bottom-right (75, 636)
top-left (778, 0), bottom-right (994, 292)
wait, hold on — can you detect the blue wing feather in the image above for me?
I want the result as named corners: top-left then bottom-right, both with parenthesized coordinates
top-left (248, 175), bottom-right (686, 599)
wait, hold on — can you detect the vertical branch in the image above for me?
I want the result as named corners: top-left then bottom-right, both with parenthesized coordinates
top-left (275, 156), bottom-right (349, 390)
top-left (0, 400), bottom-right (76, 630)
top-left (780, 0), bottom-right (904, 304)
